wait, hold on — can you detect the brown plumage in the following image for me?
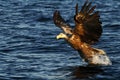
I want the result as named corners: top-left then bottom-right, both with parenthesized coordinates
top-left (53, 0), bottom-right (111, 65)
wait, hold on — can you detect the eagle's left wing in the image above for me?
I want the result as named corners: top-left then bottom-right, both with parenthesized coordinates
top-left (53, 11), bottom-right (72, 34)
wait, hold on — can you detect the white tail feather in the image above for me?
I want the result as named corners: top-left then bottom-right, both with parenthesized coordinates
top-left (89, 53), bottom-right (112, 66)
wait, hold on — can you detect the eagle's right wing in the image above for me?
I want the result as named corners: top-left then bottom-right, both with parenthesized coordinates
top-left (74, 0), bottom-right (102, 44)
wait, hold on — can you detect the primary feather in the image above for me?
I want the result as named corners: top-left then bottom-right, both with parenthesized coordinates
top-left (53, 11), bottom-right (72, 35)
top-left (74, 0), bottom-right (102, 44)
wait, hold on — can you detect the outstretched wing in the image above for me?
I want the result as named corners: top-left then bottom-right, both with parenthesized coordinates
top-left (74, 0), bottom-right (102, 44)
top-left (53, 11), bottom-right (72, 34)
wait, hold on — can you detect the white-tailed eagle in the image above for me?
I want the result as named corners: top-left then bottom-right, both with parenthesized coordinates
top-left (53, 0), bottom-right (111, 66)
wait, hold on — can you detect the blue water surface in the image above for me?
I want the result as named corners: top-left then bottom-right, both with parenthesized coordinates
top-left (0, 0), bottom-right (120, 80)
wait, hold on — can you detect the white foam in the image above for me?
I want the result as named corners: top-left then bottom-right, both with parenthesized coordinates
top-left (89, 54), bottom-right (112, 66)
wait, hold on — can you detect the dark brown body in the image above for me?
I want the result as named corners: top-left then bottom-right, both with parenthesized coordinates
top-left (66, 34), bottom-right (104, 64)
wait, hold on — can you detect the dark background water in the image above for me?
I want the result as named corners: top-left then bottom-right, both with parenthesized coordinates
top-left (0, 0), bottom-right (120, 80)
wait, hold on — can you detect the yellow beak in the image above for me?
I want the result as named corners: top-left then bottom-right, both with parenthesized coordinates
top-left (56, 35), bottom-right (60, 40)
top-left (56, 33), bottom-right (66, 40)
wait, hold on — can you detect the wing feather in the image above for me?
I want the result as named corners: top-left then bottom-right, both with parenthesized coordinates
top-left (53, 11), bottom-right (72, 34)
top-left (88, 6), bottom-right (96, 14)
top-left (81, 0), bottom-right (88, 12)
top-left (74, 0), bottom-right (102, 44)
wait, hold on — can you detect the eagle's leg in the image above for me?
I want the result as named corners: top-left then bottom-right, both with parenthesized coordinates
top-left (78, 45), bottom-right (112, 66)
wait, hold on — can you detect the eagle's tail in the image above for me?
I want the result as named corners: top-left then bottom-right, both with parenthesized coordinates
top-left (88, 49), bottom-right (112, 66)
top-left (78, 45), bottom-right (112, 66)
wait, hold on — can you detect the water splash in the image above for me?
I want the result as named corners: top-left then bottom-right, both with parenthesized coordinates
top-left (90, 54), bottom-right (112, 66)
